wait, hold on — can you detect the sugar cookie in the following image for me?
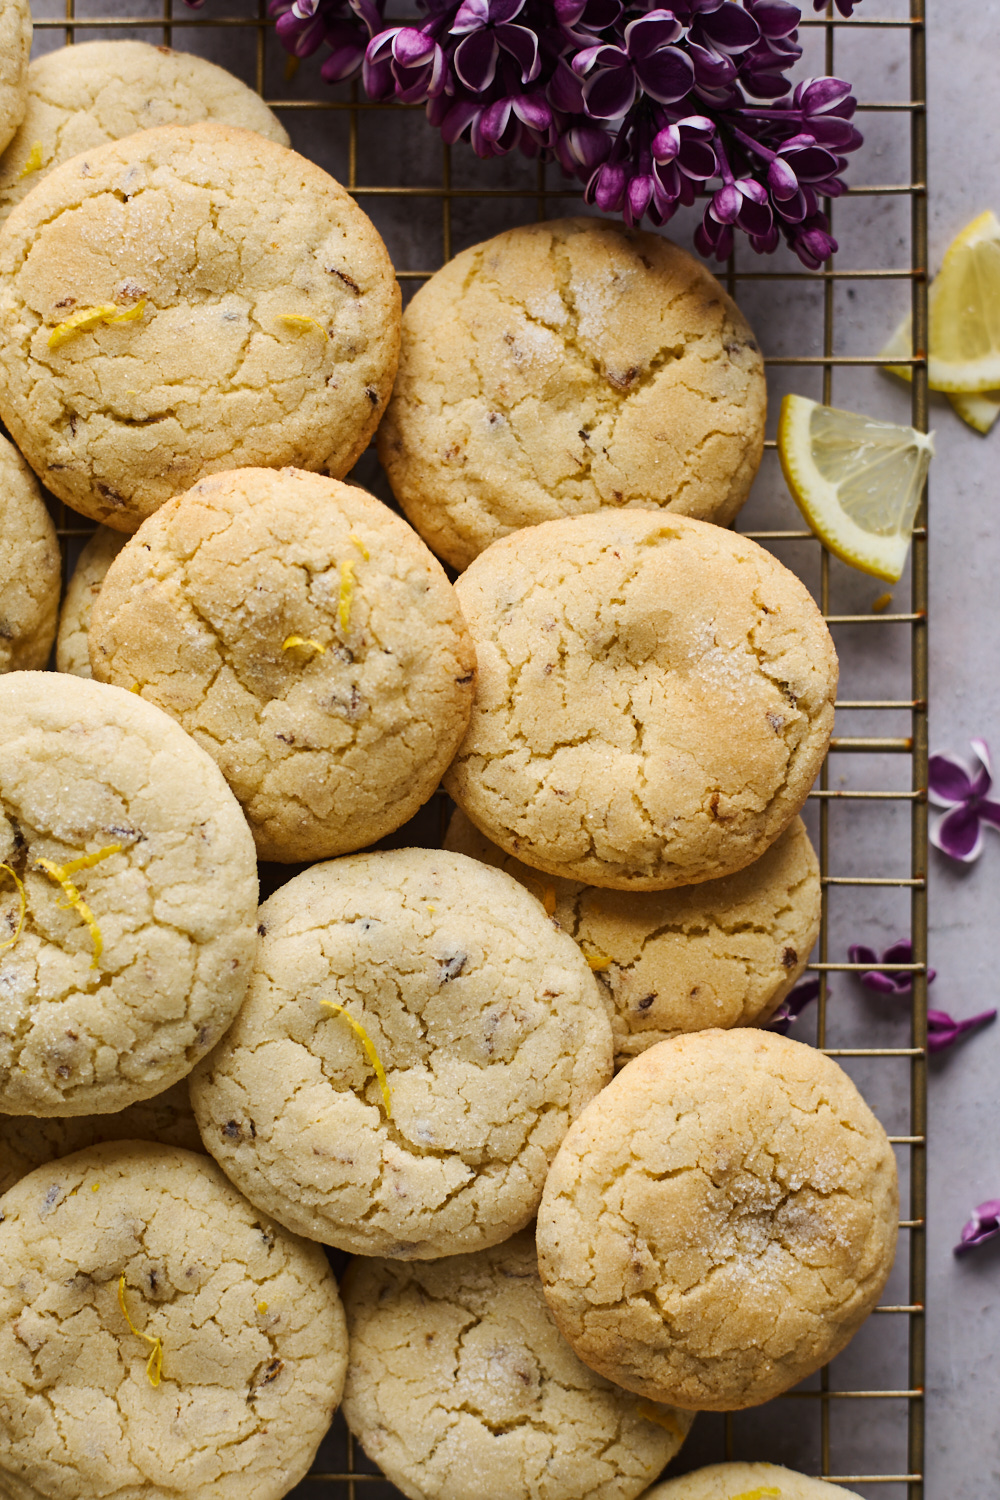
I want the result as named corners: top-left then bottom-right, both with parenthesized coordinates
top-left (56, 525), bottom-right (126, 677)
top-left (0, 40), bottom-right (289, 229)
top-left (445, 809), bottom-right (821, 1064)
top-left (0, 672), bottom-right (258, 1117)
top-left (0, 0), bottom-right (31, 156)
top-left (378, 216), bottom-right (766, 569)
top-left (341, 1231), bottom-right (693, 1500)
top-left (0, 433), bottom-right (61, 672)
top-left (89, 468), bottom-right (475, 861)
top-left (642, 1462), bottom-right (863, 1500)
top-left (445, 511), bottom-right (837, 890)
top-left (0, 1141), bottom-right (348, 1500)
top-left (537, 1029), bottom-right (898, 1411)
top-left (0, 122), bottom-right (400, 529)
top-left (190, 848), bottom-right (613, 1257)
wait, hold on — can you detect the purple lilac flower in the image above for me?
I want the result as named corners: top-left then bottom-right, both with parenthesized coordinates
top-left (928, 1007), bottom-right (997, 1055)
top-left (814, 0), bottom-right (857, 14)
top-left (955, 1200), bottom-right (1000, 1255)
top-left (929, 739), bottom-right (1000, 863)
top-left (847, 938), bottom-right (935, 996)
top-left (262, 0), bottom-right (867, 267)
top-left (766, 975), bottom-right (819, 1034)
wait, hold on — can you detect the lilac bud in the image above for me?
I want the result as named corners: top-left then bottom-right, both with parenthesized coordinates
top-left (711, 181), bottom-right (741, 222)
top-left (767, 155), bottom-right (799, 198)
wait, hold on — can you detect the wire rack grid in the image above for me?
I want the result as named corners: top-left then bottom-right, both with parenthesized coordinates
top-left (21, 0), bottom-right (929, 1496)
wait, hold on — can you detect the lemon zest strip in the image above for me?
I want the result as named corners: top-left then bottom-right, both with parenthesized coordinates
top-left (727, 1490), bottom-right (781, 1500)
top-left (0, 864), bottom-right (27, 955)
top-left (17, 141), bottom-right (44, 180)
top-left (117, 1275), bottom-right (163, 1388)
top-left (282, 634), bottom-right (326, 657)
top-left (635, 1402), bottom-right (685, 1438)
top-left (278, 314), bottom-right (328, 337)
top-left (320, 1000), bottom-right (392, 1119)
top-left (34, 843), bottom-right (121, 968)
top-left (48, 303), bottom-right (145, 349)
top-left (585, 951), bottom-right (614, 971)
top-left (541, 886), bottom-right (556, 917)
top-left (350, 533), bottom-right (370, 559)
top-left (338, 559), bottom-right (356, 634)
top-left (872, 592), bottom-right (893, 614)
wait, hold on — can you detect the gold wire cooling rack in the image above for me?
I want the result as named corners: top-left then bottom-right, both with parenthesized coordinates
top-left (20, 0), bottom-right (930, 1495)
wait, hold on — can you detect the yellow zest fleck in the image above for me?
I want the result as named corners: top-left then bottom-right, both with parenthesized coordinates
top-left (257, 1301), bottom-right (269, 1315)
top-left (117, 1274), bottom-right (163, 1388)
top-left (130, 683), bottom-right (141, 693)
top-left (350, 533), bottom-right (370, 560)
top-left (0, 864), bottom-right (27, 955)
top-left (585, 950), bottom-right (614, 971)
top-left (338, 559), bottom-right (356, 634)
top-left (17, 141), bottom-right (44, 180)
top-left (872, 592), bottom-right (893, 614)
top-left (320, 1000), bottom-right (392, 1120)
top-left (635, 1402), bottom-right (685, 1438)
top-left (727, 1490), bottom-right (781, 1500)
top-left (282, 634), bottom-right (327, 657)
top-left (542, 886), bottom-right (556, 917)
top-left (48, 302), bottom-right (145, 350)
top-left (34, 843), bottom-right (121, 969)
top-left (91, 1183), bottom-right (100, 1192)
top-left (278, 314), bottom-right (328, 338)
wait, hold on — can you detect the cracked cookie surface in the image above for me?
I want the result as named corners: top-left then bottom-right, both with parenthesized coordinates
top-left (0, 434), bottom-right (61, 673)
top-left (0, 672), bottom-right (258, 1117)
top-left (0, 1077), bottom-right (203, 1196)
top-left (378, 216), bottom-right (766, 570)
top-left (445, 511), bottom-right (838, 891)
top-left (341, 1230), bottom-right (692, 1500)
top-left (445, 809), bottom-right (821, 1065)
top-left (88, 468), bottom-right (476, 862)
top-left (537, 1029), bottom-right (898, 1411)
top-left (0, 0), bottom-right (30, 156)
top-left (56, 525), bottom-right (126, 678)
top-left (0, 121), bottom-right (400, 530)
top-left (0, 1141), bottom-right (348, 1500)
top-left (0, 41), bottom-right (289, 231)
top-left (644, 1461), bottom-right (863, 1500)
top-left (189, 848), bottom-right (614, 1258)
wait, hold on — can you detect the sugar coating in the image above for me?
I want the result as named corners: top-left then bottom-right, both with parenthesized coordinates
top-left (0, 672), bottom-right (258, 1117)
top-left (0, 1142), bottom-right (348, 1500)
top-left (0, 0), bottom-right (30, 156)
top-left (0, 41), bottom-right (289, 231)
top-left (0, 434), bottom-right (61, 673)
top-left (56, 526), bottom-right (126, 678)
top-left (537, 1030), bottom-right (898, 1411)
top-left (0, 121), bottom-right (400, 530)
top-left (0, 1077), bottom-right (203, 1196)
top-left (190, 848), bottom-right (614, 1258)
top-left (378, 217), bottom-right (766, 570)
top-left (445, 511), bottom-right (838, 890)
top-left (445, 809), bottom-right (821, 1064)
top-left (89, 468), bottom-right (476, 862)
top-left (643, 1461), bottom-right (863, 1500)
top-left (341, 1231), bottom-right (692, 1500)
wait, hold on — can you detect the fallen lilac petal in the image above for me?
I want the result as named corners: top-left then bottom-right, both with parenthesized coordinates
top-left (954, 1199), bottom-right (1000, 1254)
top-left (932, 802), bottom-right (984, 862)
top-left (928, 1007), bottom-right (997, 1055)
top-left (766, 976), bottom-right (820, 1035)
top-left (928, 752), bottom-right (977, 807)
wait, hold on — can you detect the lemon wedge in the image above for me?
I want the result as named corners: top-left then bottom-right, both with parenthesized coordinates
top-left (778, 394), bottom-right (934, 582)
top-left (924, 210), bottom-right (1000, 392)
top-left (881, 310), bottom-right (1000, 434)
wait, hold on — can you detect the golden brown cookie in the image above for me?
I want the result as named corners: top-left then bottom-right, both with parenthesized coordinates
top-left (341, 1231), bottom-right (693, 1500)
top-left (0, 122), bottom-right (400, 530)
top-left (0, 40), bottom-right (289, 230)
top-left (378, 217), bottom-right (766, 569)
top-left (445, 808), bottom-right (821, 1064)
top-left (0, 1142), bottom-right (349, 1500)
top-left (190, 848), bottom-right (614, 1257)
top-left (445, 511), bottom-right (838, 890)
top-left (55, 526), bottom-right (126, 677)
top-left (537, 1029), bottom-right (898, 1411)
top-left (0, 433), bottom-right (61, 672)
top-left (89, 468), bottom-right (476, 861)
top-left (0, 0), bottom-right (31, 156)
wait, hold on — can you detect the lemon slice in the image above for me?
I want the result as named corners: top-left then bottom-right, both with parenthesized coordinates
top-left (778, 394), bottom-right (934, 582)
top-left (881, 310), bottom-right (1000, 433)
top-left (925, 210), bottom-right (1000, 392)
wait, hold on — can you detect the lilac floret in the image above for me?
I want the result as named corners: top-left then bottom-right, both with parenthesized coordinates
top-left (929, 739), bottom-right (1000, 863)
top-left (847, 938), bottom-right (935, 996)
top-left (766, 976), bottom-right (819, 1034)
top-left (928, 1007), bottom-right (997, 1055)
top-left (955, 1200), bottom-right (1000, 1255)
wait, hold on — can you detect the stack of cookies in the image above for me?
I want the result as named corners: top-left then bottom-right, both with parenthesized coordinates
top-left (0, 36), bottom-right (892, 1500)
